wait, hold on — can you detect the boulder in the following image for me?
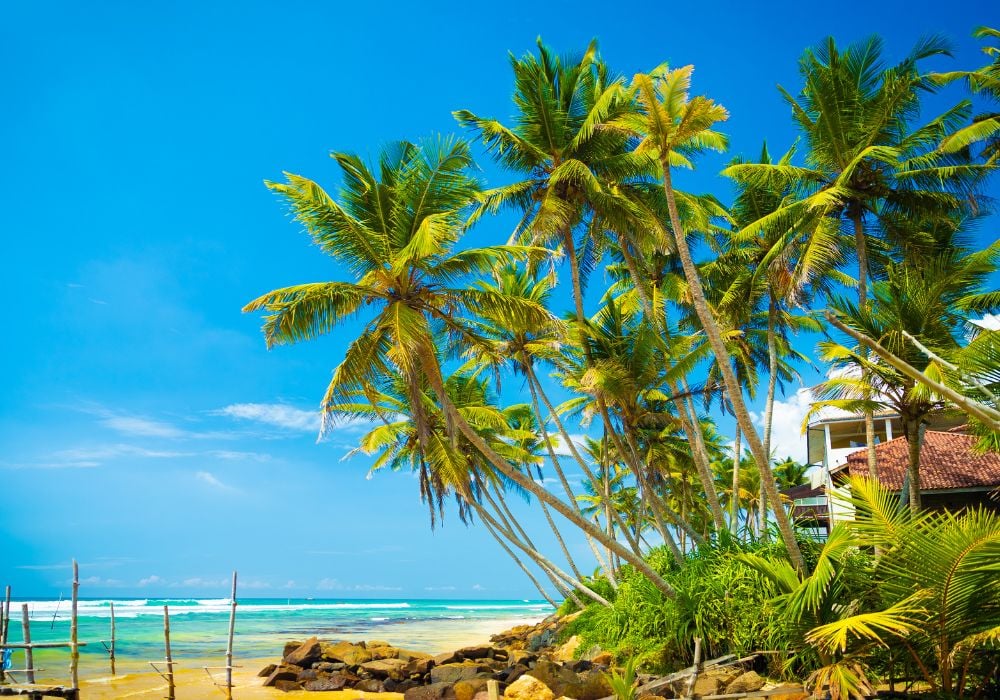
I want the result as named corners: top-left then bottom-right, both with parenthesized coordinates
top-left (527, 660), bottom-right (583, 697)
top-left (505, 674), bottom-right (555, 700)
top-left (508, 650), bottom-right (537, 666)
top-left (321, 640), bottom-right (361, 662)
top-left (690, 675), bottom-right (724, 696)
top-left (282, 640), bottom-right (302, 658)
top-left (405, 681), bottom-right (460, 700)
top-left (589, 652), bottom-right (613, 667)
top-left (262, 665), bottom-right (302, 687)
top-left (435, 651), bottom-right (461, 665)
top-left (431, 662), bottom-right (488, 684)
top-left (398, 648), bottom-right (436, 662)
top-left (454, 678), bottom-right (491, 700)
top-left (553, 636), bottom-right (581, 662)
top-left (574, 670), bottom-right (613, 700)
top-left (406, 657), bottom-right (436, 676)
top-left (313, 661), bottom-right (345, 672)
top-left (296, 668), bottom-right (318, 681)
top-left (284, 636), bottom-right (323, 667)
top-left (361, 658), bottom-right (411, 680)
top-left (567, 660), bottom-right (593, 673)
top-left (304, 676), bottom-right (350, 691)
top-left (356, 678), bottom-right (385, 692)
top-left (455, 644), bottom-right (495, 660)
top-left (726, 671), bottom-right (766, 694)
top-left (257, 663), bottom-right (277, 677)
top-left (767, 684), bottom-right (808, 700)
top-left (273, 679), bottom-right (301, 692)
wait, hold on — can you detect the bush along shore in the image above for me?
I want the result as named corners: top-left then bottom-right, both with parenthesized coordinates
top-left (258, 614), bottom-right (804, 699)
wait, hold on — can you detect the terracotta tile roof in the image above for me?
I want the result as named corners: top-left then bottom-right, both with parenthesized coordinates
top-left (840, 431), bottom-right (1000, 491)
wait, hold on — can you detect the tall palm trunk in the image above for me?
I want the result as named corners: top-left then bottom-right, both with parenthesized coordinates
top-left (479, 483), bottom-right (586, 607)
top-left (480, 516), bottom-right (558, 606)
top-left (618, 234), bottom-right (727, 531)
top-left (731, 424), bottom-right (741, 536)
top-left (904, 415), bottom-right (923, 513)
top-left (472, 498), bottom-right (611, 607)
top-left (758, 294), bottom-right (781, 542)
top-left (425, 358), bottom-right (678, 597)
top-left (524, 365), bottom-right (643, 558)
top-left (852, 210), bottom-right (880, 480)
top-left (661, 164), bottom-right (806, 573)
top-left (523, 364), bottom-right (617, 583)
top-left (534, 465), bottom-right (584, 580)
top-left (677, 383), bottom-right (728, 531)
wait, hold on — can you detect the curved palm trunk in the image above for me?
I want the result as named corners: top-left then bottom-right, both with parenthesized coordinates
top-left (523, 365), bottom-right (613, 582)
top-left (677, 383), bottom-right (728, 531)
top-left (479, 483), bottom-right (585, 607)
top-left (533, 465), bottom-right (584, 580)
top-left (473, 498), bottom-right (611, 608)
top-left (524, 365), bottom-right (643, 559)
top-left (731, 424), bottom-right (741, 535)
top-left (618, 235), bottom-right (728, 532)
top-left (661, 164), bottom-right (806, 573)
top-left (852, 211), bottom-right (880, 480)
top-left (435, 382), bottom-right (677, 598)
top-left (904, 416), bottom-right (923, 513)
top-left (480, 516), bottom-right (558, 606)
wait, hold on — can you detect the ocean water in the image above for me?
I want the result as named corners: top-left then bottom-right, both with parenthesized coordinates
top-left (1, 598), bottom-right (551, 681)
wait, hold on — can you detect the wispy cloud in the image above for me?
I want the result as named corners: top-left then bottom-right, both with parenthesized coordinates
top-left (424, 585), bottom-right (456, 591)
top-left (1, 444), bottom-right (188, 470)
top-left (100, 414), bottom-right (191, 439)
top-left (195, 471), bottom-right (238, 493)
top-left (138, 575), bottom-right (163, 586)
top-left (551, 433), bottom-right (588, 457)
top-left (215, 403), bottom-right (320, 432)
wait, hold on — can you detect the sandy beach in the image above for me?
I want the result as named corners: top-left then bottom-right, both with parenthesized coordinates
top-left (20, 615), bottom-right (542, 699)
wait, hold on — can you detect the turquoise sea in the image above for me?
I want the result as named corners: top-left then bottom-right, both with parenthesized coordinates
top-left (2, 598), bottom-right (552, 680)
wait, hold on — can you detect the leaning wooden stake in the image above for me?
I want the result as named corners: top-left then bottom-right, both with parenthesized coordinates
top-left (70, 560), bottom-right (79, 690)
top-left (164, 606), bottom-right (176, 700)
top-left (21, 605), bottom-right (34, 685)
top-left (109, 601), bottom-right (116, 676)
top-left (225, 571), bottom-right (237, 700)
top-left (682, 637), bottom-right (703, 699)
top-left (487, 679), bottom-right (500, 700)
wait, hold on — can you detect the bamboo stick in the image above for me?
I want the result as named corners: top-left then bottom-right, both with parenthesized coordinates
top-left (164, 606), bottom-right (175, 700)
top-left (70, 561), bottom-right (78, 690)
top-left (682, 637), bottom-right (703, 699)
top-left (109, 602), bottom-right (116, 676)
top-left (487, 679), bottom-right (500, 700)
top-left (21, 605), bottom-right (33, 685)
top-left (225, 571), bottom-right (237, 700)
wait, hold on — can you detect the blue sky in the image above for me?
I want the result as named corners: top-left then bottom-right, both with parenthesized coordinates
top-left (2, 0), bottom-right (996, 599)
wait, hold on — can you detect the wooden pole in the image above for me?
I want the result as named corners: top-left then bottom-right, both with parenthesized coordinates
top-left (163, 606), bottom-right (175, 700)
top-left (682, 637), bottom-right (702, 699)
top-left (109, 602), bottom-right (116, 676)
top-left (225, 571), bottom-right (237, 700)
top-left (0, 585), bottom-right (8, 684)
top-left (487, 679), bottom-right (500, 700)
top-left (21, 605), bottom-right (34, 685)
top-left (70, 560), bottom-right (79, 690)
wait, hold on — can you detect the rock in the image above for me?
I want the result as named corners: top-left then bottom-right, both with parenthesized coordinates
top-left (262, 665), bottom-right (302, 687)
top-left (726, 671), bottom-right (766, 694)
top-left (555, 697), bottom-right (581, 700)
top-left (455, 644), bottom-right (495, 660)
top-left (454, 678), bottom-right (491, 700)
top-left (257, 663), bottom-right (277, 677)
top-left (588, 652), bottom-right (612, 667)
top-left (284, 636), bottom-right (323, 667)
top-left (273, 679), bottom-right (301, 692)
top-left (321, 640), bottom-right (361, 662)
top-left (398, 648), bottom-right (436, 662)
top-left (431, 661), bottom-right (488, 684)
top-left (405, 681), bottom-right (459, 700)
top-left (505, 674), bottom-right (555, 700)
top-left (297, 668), bottom-right (318, 681)
top-left (356, 678), bottom-right (385, 692)
top-left (691, 675), bottom-right (724, 696)
top-left (504, 664), bottom-right (530, 684)
top-left (406, 657), bottom-right (436, 675)
top-left (435, 651), bottom-right (461, 665)
top-left (554, 636), bottom-right (581, 662)
top-left (361, 658), bottom-right (411, 680)
top-left (567, 660), bottom-right (593, 673)
top-left (313, 661), bottom-right (345, 672)
top-left (304, 676), bottom-right (350, 691)
top-left (282, 641), bottom-right (302, 658)
top-left (574, 670), bottom-right (613, 700)
top-left (472, 692), bottom-right (490, 700)
top-left (368, 640), bottom-right (392, 648)
top-left (637, 696), bottom-right (667, 700)
top-left (343, 648), bottom-right (374, 666)
top-left (508, 650), bottom-right (537, 666)
top-left (767, 685), bottom-right (808, 700)
top-left (395, 679), bottom-right (421, 693)
top-left (527, 660), bottom-right (582, 697)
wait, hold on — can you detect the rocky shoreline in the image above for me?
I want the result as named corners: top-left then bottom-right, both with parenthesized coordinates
top-left (257, 614), bottom-right (801, 699)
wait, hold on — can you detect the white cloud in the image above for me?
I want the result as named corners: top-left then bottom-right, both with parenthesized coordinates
top-left (423, 586), bottom-right (456, 592)
top-left (138, 575), bottom-right (163, 586)
top-left (177, 577), bottom-right (228, 587)
top-left (972, 314), bottom-right (1000, 331)
top-left (195, 471), bottom-right (238, 492)
top-left (471, 584), bottom-right (485, 591)
top-left (215, 403), bottom-right (321, 432)
top-left (551, 433), bottom-right (587, 457)
top-left (751, 388), bottom-right (811, 463)
top-left (208, 450), bottom-right (271, 462)
top-left (101, 415), bottom-right (189, 439)
top-left (316, 578), bottom-right (401, 592)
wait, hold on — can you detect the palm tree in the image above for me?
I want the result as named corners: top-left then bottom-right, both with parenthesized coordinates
top-left (724, 36), bottom-right (987, 481)
top-left (934, 26), bottom-right (1000, 164)
top-left (811, 227), bottom-right (1000, 511)
top-left (610, 63), bottom-right (808, 572)
top-left (245, 136), bottom-right (677, 598)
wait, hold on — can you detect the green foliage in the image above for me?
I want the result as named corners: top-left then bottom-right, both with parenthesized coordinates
top-left (604, 656), bottom-right (639, 700)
